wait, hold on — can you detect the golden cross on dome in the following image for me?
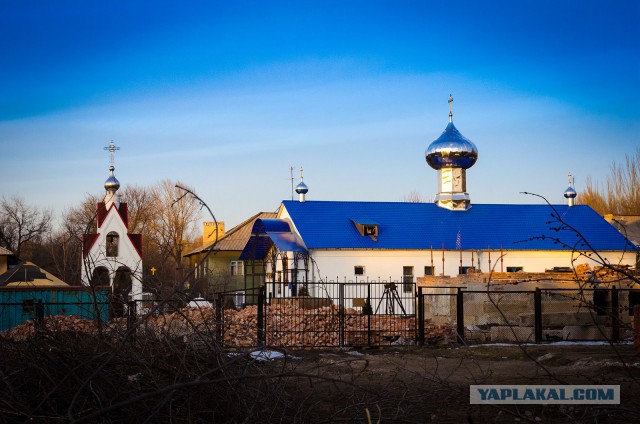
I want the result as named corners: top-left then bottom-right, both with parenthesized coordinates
top-left (448, 94), bottom-right (453, 121)
top-left (104, 141), bottom-right (120, 166)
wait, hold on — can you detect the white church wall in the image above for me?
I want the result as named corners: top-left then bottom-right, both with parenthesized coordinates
top-left (308, 249), bottom-right (635, 281)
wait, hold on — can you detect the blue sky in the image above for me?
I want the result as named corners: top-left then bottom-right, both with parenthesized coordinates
top-left (1, 1), bottom-right (638, 229)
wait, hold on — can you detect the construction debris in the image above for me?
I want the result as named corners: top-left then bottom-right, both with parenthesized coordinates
top-left (2, 303), bottom-right (455, 347)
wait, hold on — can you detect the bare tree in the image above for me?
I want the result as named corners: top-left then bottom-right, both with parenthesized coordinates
top-left (0, 195), bottom-right (52, 258)
top-left (120, 184), bottom-right (153, 234)
top-left (579, 147), bottom-right (640, 215)
top-left (402, 190), bottom-right (427, 203)
top-left (147, 180), bottom-right (202, 281)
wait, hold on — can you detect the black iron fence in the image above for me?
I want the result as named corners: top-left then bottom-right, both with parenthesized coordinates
top-left (260, 281), bottom-right (416, 347)
top-left (2, 284), bottom-right (637, 347)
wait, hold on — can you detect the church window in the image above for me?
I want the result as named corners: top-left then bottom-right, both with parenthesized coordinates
top-left (350, 219), bottom-right (379, 239)
top-left (106, 231), bottom-right (119, 257)
top-left (403, 266), bottom-right (414, 292)
top-left (91, 266), bottom-right (110, 286)
top-left (354, 265), bottom-right (365, 276)
top-left (363, 225), bottom-right (377, 236)
top-left (458, 266), bottom-right (475, 275)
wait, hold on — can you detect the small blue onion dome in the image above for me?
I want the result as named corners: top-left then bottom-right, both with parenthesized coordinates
top-left (426, 121), bottom-right (478, 170)
top-left (295, 181), bottom-right (309, 194)
top-left (564, 186), bottom-right (577, 199)
top-left (104, 166), bottom-right (120, 192)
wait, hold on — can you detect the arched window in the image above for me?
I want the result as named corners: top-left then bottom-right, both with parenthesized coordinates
top-left (90, 266), bottom-right (110, 287)
top-left (106, 231), bottom-right (119, 257)
top-left (114, 266), bottom-right (132, 296)
top-left (112, 266), bottom-right (132, 318)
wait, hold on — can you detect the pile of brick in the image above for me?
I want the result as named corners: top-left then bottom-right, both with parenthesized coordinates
top-left (2, 303), bottom-right (455, 347)
top-left (573, 263), bottom-right (634, 283)
top-left (221, 306), bottom-right (259, 346)
top-left (2, 315), bottom-right (99, 340)
top-left (273, 304), bottom-right (345, 346)
top-left (575, 263), bottom-right (592, 279)
top-left (593, 265), bottom-right (631, 280)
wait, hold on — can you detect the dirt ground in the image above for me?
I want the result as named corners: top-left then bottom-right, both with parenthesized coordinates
top-left (266, 343), bottom-right (640, 423)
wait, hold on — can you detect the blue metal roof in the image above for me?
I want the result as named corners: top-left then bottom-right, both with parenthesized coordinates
top-left (239, 218), bottom-right (307, 260)
top-left (350, 217), bottom-right (379, 226)
top-left (281, 201), bottom-right (638, 252)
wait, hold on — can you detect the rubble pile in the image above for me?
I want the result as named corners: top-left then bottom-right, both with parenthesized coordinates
top-left (575, 263), bottom-right (592, 278)
top-left (3, 303), bottom-right (454, 347)
top-left (2, 315), bottom-right (99, 340)
top-left (593, 265), bottom-right (631, 280)
top-left (575, 263), bottom-right (633, 282)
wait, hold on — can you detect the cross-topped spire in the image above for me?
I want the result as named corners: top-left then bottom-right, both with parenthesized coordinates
top-left (568, 171), bottom-right (573, 187)
top-left (448, 94), bottom-right (453, 122)
top-left (300, 166), bottom-right (304, 181)
top-left (104, 141), bottom-right (120, 167)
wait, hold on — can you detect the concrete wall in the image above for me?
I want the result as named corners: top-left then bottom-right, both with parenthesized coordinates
top-left (417, 274), bottom-right (637, 342)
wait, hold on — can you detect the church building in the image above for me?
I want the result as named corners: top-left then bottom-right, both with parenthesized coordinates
top-left (239, 97), bottom-right (638, 299)
top-left (81, 142), bottom-right (143, 304)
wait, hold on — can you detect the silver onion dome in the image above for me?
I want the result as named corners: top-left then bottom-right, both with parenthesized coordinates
top-left (426, 121), bottom-right (478, 170)
top-left (564, 186), bottom-right (577, 199)
top-left (104, 165), bottom-right (120, 192)
top-left (295, 181), bottom-right (308, 194)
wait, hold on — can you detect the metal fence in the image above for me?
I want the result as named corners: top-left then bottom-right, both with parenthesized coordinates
top-left (261, 281), bottom-right (416, 347)
top-left (2, 284), bottom-right (637, 347)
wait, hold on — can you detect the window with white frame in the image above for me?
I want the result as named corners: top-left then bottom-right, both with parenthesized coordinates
top-left (230, 261), bottom-right (244, 276)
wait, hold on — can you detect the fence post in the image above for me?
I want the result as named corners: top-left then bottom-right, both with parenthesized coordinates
top-left (634, 305), bottom-right (640, 356)
top-left (257, 286), bottom-right (266, 347)
top-left (534, 288), bottom-right (542, 343)
top-left (367, 284), bottom-right (372, 347)
top-left (216, 293), bottom-right (223, 343)
top-left (35, 300), bottom-right (44, 332)
top-left (611, 286), bottom-right (619, 342)
top-left (339, 283), bottom-right (345, 348)
top-left (456, 288), bottom-right (464, 343)
top-left (418, 287), bottom-right (425, 346)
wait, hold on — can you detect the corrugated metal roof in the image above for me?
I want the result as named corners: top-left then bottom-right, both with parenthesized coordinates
top-left (0, 261), bottom-right (68, 287)
top-left (184, 212), bottom-right (277, 256)
top-left (239, 219), bottom-right (307, 260)
top-left (281, 200), bottom-right (637, 252)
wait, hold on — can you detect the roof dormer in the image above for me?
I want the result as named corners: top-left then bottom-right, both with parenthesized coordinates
top-left (351, 218), bottom-right (379, 241)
